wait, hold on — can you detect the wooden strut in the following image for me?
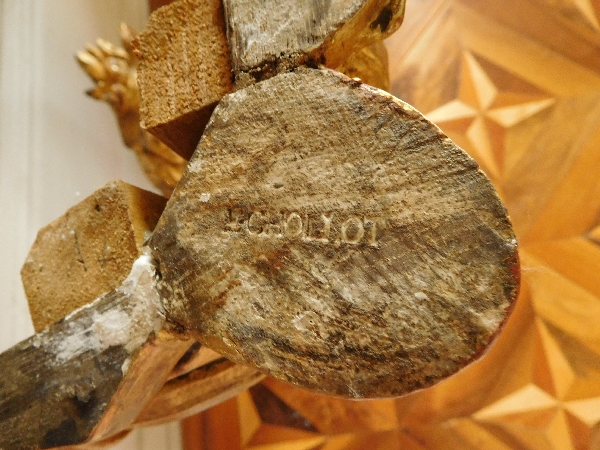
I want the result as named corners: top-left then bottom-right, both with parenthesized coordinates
top-left (0, 0), bottom-right (520, 448)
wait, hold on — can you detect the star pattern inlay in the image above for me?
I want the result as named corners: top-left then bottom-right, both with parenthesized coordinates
top-left (470, 317), bottom-right (600, 450)
top-left (426, 51), bottom-right (555, 182)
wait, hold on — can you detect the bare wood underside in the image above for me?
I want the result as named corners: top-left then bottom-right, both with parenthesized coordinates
top-left (150, 67), bottom-right (520, 398)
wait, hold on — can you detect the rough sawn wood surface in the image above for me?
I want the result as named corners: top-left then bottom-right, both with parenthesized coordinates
top-left (150, 68), bottom-right (520, 398)
top-left (224, 0), bottom-right (406, 77)
top-left (135, 0), bottom-right (233, 160)
top-left (21, 181), bottom-right (167, 332)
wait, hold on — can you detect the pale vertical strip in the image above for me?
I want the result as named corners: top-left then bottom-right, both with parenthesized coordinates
top-left (0, 0), bottom-right (38, 350)
top-left (0, 1), bottom-right (183, 449)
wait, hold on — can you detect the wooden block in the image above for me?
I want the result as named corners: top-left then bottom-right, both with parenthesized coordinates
top-left (0, 256), bottom-right (192, 448)
top-left (135, 0), bottom-right (233, 160)
top-left (21, 181), bottom-right (167, 332)
top-left (149, 0), bottom-right (173, 11)
top-left (10, 190), bottom-right (262, 443)
top-left (18, 177), bottom-right (264, 433)
top-left (149, 68), bottom-right (520, 398)
top-left (223, 0), bottom-right (405, 80)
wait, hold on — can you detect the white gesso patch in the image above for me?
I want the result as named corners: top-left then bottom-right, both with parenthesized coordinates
top-left (121, 357), bottom-right (132, 375)
top-left (414, 292), bottom-right (429, 301)
top-left (91, 308), bottom-right (133, 347)
top-left (53, 254), bottom-right (164, 365)
top-left (200, 193), bottom-right (211, 202)
top-left (477, 305), bottom-right (508, 332)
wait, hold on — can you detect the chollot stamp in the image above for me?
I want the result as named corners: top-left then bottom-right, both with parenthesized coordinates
top-left (224, 208), bottom-right (384, 246)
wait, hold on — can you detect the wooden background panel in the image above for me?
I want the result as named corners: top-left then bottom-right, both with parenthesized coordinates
top-left (0, 1), bottom-right (181, 449)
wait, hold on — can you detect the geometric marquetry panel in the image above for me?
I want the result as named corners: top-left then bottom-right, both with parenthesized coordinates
top-left (182, 0), bottom-right (600, 449)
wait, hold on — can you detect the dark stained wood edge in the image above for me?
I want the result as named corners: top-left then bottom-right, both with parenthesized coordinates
top-left (167, 343), bottom-right (224, 381)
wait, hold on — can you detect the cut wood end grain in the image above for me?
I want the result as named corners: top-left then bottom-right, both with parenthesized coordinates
top-left (150, 67), bottom-right (520, 398)
top-left (135, 0), bottom-right (233, 160)
top-left (21, 180), bottom-right (167, 332)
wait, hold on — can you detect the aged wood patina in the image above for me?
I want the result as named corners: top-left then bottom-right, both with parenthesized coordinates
top-left (149, 67), bottom-right (520, 398)
top-left (2, 67), bottom-right (519, 444)
top-left (21, 181), bottom-right (166, 332)
top-left (15, 182), bottom-right (263, 443)
top-left (0, 0), bottom-right (522, 446)
top-left (224, 0), bottom-right (405, 85)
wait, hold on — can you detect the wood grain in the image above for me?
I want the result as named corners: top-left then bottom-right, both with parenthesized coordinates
top-left (21, 181), bottom-right (166, 332)
top-left (177, 0), bottom-right (600, 448)
top-left (135, 0), bottom-right (233, 160)
top-left (13, 177), bottom-right (264, 439)
top-left (134, 359), bottom-right (264, 427)
top-left (150, 67), bottom-right (519, 398)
